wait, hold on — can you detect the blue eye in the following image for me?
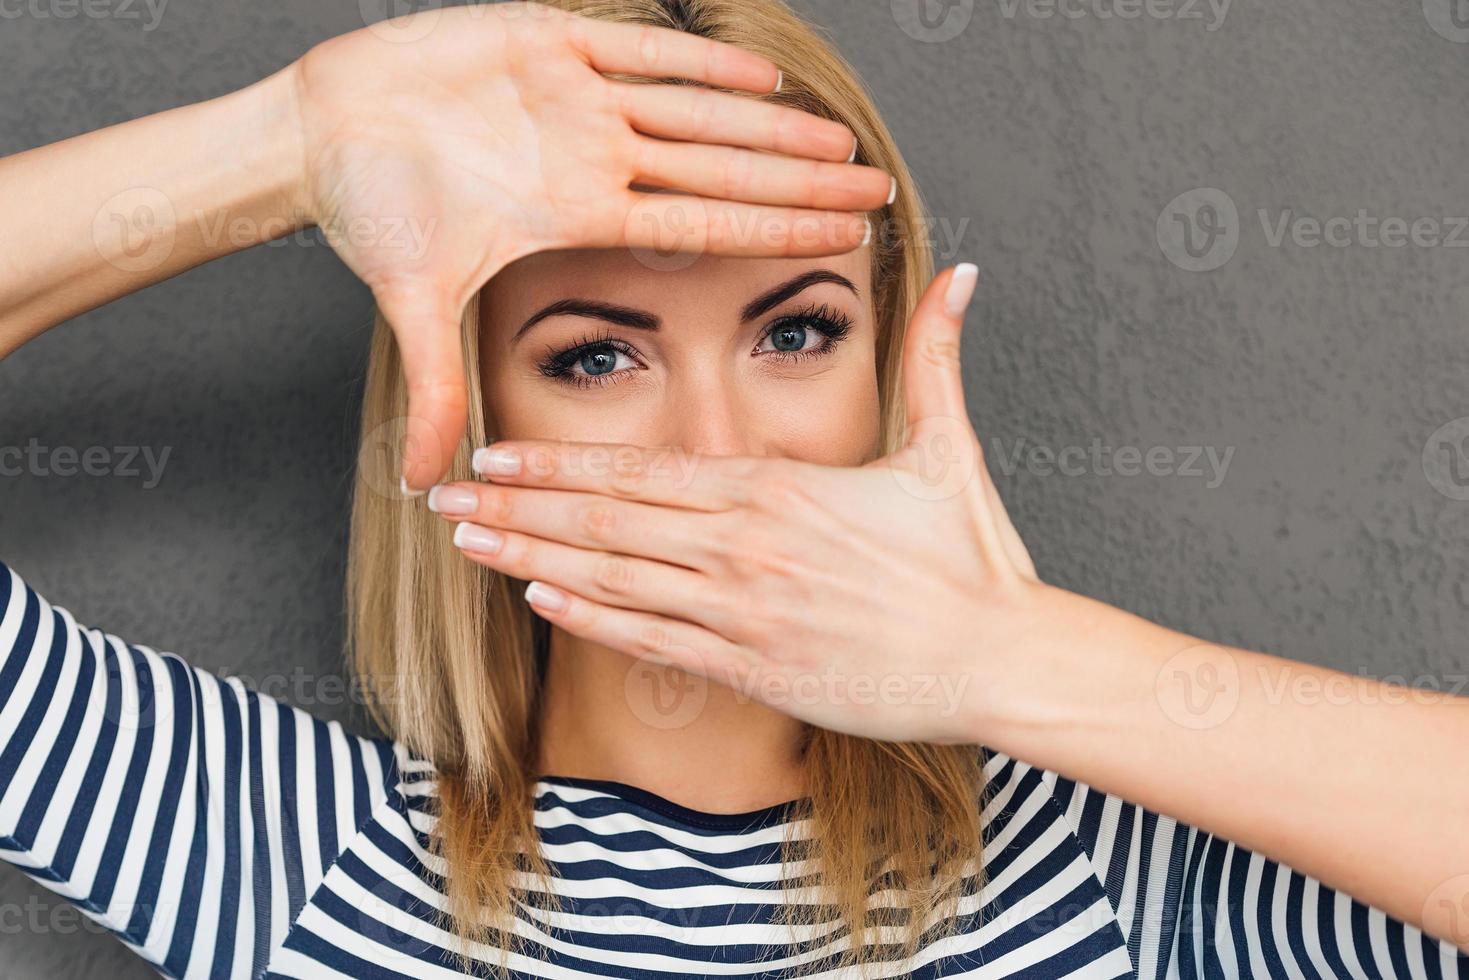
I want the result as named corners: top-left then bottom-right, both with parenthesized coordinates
top-left (579, 348), bottom-right (620, 376)
top-left (756, 303), bottom-right (854, 359)
top-left (539, 336), bottom-right (643, 388)
top-left (768, 324), bottom-right (809, 352)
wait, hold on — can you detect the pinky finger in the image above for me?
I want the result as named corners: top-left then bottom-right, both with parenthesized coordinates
top-left (523, 580), bottom-right (753, 683)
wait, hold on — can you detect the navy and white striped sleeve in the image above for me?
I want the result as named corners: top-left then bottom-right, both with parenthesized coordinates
top-left (0, 559), bottom-right (398, 980)
top-left (1046, 771), bottom-right (1469, 980)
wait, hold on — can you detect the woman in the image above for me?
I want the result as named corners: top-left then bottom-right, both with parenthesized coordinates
top-left (0, 0), bottom-right (1463, 978)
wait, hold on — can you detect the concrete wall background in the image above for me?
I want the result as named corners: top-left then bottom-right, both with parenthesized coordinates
top-left (3, 0), bottom-right (1468, 975)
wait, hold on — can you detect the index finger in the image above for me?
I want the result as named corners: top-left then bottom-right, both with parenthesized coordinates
top-left (470, 440), bottom-right (749, 511)
top-left (565, 15), bottom-right (783, 94)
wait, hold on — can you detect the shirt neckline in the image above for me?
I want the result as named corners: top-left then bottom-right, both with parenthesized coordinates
top-left (534, 774), bottom-right (806, 832)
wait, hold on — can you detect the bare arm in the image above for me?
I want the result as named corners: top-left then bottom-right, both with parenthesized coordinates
top-left (0, 68), bottom-right (305, 354)
top-left (987, 587), bottom-right (1469, 955)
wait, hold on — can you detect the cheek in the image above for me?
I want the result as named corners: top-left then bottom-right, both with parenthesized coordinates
top-left (755, 367), bottom-right (882, 467)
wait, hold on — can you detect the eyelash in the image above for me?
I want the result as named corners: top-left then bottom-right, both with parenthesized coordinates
top-left (536, 302), bottom-right (856, 390)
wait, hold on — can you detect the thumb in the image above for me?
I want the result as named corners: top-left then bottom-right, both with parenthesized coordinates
top-left (873, 263), bottom-right (986, 502)
top-left (374, 279), bottom-right (470, 495)
top-left (900, 263), bottom-right (980, 447)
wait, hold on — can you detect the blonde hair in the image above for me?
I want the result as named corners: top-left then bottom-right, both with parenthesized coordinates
top-left (346, 0), bottom-right (985, 973)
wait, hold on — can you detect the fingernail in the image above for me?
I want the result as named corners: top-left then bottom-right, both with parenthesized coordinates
top-left (453, 522), bottom-right (504, 554)
top-left (943, 263), bottom-right (979, 316)
top-left (861, 216), bottom-right (873, 248)
top-left (427, 485), bottom-right (477, 516)
top-left (400, 476), bottom-right (426, 499)
top-left (525, 581), bottom-right (568, 612)
top-left (773, 68), bottom-right (784, 94)
top-left (472, 446), bottom-right (522, 476)
top-left (847, 134), bottom-right (859, 164)
top-left (886, 176), bottom-right (897, 206)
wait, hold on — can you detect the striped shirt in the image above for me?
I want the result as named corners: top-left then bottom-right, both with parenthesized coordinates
top-left (0, 558), bottom-right (1464, 979)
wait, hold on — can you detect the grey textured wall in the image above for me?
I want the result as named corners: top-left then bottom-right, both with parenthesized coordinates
top-left (3, 0), bottom-right (1468, 976)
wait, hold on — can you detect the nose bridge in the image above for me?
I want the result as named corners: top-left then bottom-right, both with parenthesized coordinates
top-left (663, 366), bottom-right (757, 458)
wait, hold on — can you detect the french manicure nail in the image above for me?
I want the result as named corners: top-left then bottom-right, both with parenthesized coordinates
top-left (943, 263), bottom-right (979, 316)
top-left (453, 523), bottom-right (504, 554)
top-left (773, 69), bottom-right (784, 94)
top-left (886, 176), bottom-right (897, 206)
top-left (525, 581), bottom-right (568, 612)
top-left (472, 446), bottom-right (522, 476)
top-left (427, 485), bottom-right (477, 516)
top-left (400, 476), bottom-right (426, 499)
top-left (861, 216), bottom-right (873, 248)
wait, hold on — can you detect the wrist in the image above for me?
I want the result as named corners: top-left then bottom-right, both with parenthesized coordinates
top-left (962, 583), bottom-right (1192, 758)
top-left (224, 64), bottom-right (314, 240)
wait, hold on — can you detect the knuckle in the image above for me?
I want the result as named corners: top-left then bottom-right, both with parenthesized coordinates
top-left (609, 453), bottom-right (650, 498)
top-left (525, 445), bottom-right (560, 482)
top-left (722, 150), bottom-right (756, 199)
top-left (636, 25), bottom-right (663, 73)
top-left (576, 503), bottom-right (620, 543)
top-left (919, 336), bottom-right (963, 369)
top-left (482, 490), bottom-right (516, 526)
top-left (561, 593), bottom-right (594, 631)
top-left (687, 91), bottom-right (717, 141)
top-left (499, 536), bottom-right (533, 578)
top-left (593, 554), bottom-right (636, 595)
top-left (635, 622), bottom-right (677, 659)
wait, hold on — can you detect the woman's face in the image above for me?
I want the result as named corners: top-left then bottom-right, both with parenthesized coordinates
top-left (479, 248), bottom-right (881, 466)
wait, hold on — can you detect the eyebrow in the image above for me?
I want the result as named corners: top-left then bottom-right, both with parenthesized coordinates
top-left (511, 269), bottom-right (860, 343)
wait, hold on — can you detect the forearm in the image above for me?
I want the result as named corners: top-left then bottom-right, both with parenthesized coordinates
top-left (0, 64), bottom-right (307, 355)
top-left (981, 585), bottom-right (1469, 951)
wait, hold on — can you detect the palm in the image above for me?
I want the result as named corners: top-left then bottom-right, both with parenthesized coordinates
top-left (282, 3), bottom-right (886, 488)
top-left (292, 13), bottom-right (630, 299)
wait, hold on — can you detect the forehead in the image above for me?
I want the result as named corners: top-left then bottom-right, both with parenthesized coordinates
top-left (481, 248), bottom-right (874, 324)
